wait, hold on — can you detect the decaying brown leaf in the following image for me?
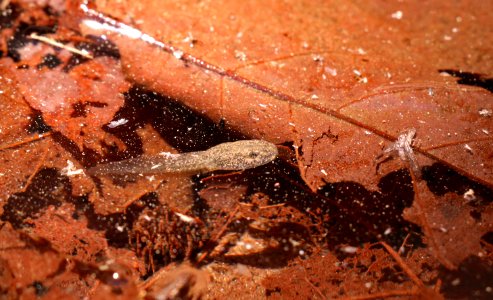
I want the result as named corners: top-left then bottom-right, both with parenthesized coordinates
top-left (74, 0), bottom-right (493, 269)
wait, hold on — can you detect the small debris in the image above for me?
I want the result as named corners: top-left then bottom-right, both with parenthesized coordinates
top-left (173, 49), bottom-right (184, 59)
top-left (391, 11), bottom-right (403, 20)
top-left (478, 108), bottom-right (492, 117)
top-left (451, 278), bottom-right (461, 286)
top-left (357, 48), bottom-right (367, 55)
top-left (380, 129), bottom-right (420, 175)
top-left (175, 212), bottom-right (196, 224)
top-left (463, 189), bottom-right (476, 201)
top-left (324, 66), bottom-right (338, 76)
top-left (107, 118), bottom-right (128, 128)
top-left (340, 246), bottom-right (358, 254)
top-left (234, 50), bottom-right (247, 61)
top-left (150, 163), bottom-right (163, 170)
top-left (60, 160), bottom-right (84, 176)
top-left (312, 54), bottom-right (324, 62)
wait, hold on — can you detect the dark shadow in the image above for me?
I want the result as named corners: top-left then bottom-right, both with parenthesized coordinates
top-left (439, 69), bottom-right (493, 93)
top-left (439, 256), bottom-right (493, 299)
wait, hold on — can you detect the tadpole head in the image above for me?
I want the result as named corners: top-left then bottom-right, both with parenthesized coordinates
top-left (207, 140), bottom-right (278, 171)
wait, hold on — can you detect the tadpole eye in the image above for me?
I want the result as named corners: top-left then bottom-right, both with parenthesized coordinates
top-left (249, 151), bottom-right (259, 158)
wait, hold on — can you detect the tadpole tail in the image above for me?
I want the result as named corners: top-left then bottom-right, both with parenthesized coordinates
top-left (88, 156), bottom-right (167, 175)
top-left (87, 152), bottom-right (210, 176)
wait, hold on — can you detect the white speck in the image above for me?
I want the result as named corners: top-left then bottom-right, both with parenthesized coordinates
top-left (384, 227), bottom-right (392, 235)
top-left (311, 94), bottom-right (319, 100)
top-left (288, 122), bottom-right (296, 127)
top-left (451, 27), bottom-right (459, 33)
top-left (99, 264), bottom-right (109, 271)
top-left (107, 118), bottom-right (128, 128)
top-left (440, 227), bottom-right (448, 233)
top-left (61, 160), bottom-right (84, 176)
top-left (234, 50), bottom-right (247, 61)
top-left (159, 152), bottom-right (178, 159)
top-left (116, 224), bottom-right (125, 232)
top-left (173, 50), bottom-right (184, 59)
top-left (0, 90), bottom-right (4, 94)
top-left (482, 129), bottom-right (489, 135)
top-left (175, 212), bottom-right (196, 223)
top-left (428, 88), bottom-right (434, 96)
top-left (479, 108), bottom-right (492, 117)
top-left (150, 163), bottom-right (162, 170)
top-left (112, 272), bottom-right (119, 280)
top-left (321, 169), bottom-right (328, 176)
top-left (299, 249), bottom-right (305, 256)
top-left (353, 69), bottom-right (362, 76)
top-left (258, 103), bottom-right (268, 108)
top-left (364, 130), bottom-right (372, 135)
top-left (250, 113), bottom-right (260, 121)
top-left (463, 189), bottom-right (476, 201)
top-left (143, 214), bottom-right (152, 221)
top-left (365, 282), bottom-right (372, 289)
top-left (340, 246), bottom-right (358, 254)
top-left (209, 26), bottom-right (215, 32)
top-left (182, 32), bottom-right (196, 47)
top-left (391, 11), bottom-right (403, 19)
top-left (302, 41), bottom-right (309, 49)
top-left (451, 278), bottom-right (461, 286)
top-left (245, 243), bottom-right (253, 250)
top-left (289, 238), bottom-right (301, 247)
top-left (147, 175), bottom-right (155, 182)
top-left (464, 144), bottom-right (473, 153)
top-left (325, 66), bottom-right (338, 76)
top-left (443, 35), bottom-right (452, 41)
top-left (357, 48), bottom-right (367, 55)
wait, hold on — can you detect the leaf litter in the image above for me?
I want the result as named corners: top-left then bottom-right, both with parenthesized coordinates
top-left (0, 0), bottom-right (492, 299)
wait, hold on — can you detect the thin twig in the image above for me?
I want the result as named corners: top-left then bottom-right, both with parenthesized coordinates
top-left (0, 132), bottom-right (52, 151)
top-left (379, 241), bottom-right (424, 287)
top-left (342, 288), bottom-right (418, 300)
top-left (196, 205), bottom-right (240, 264)
top-left (29, 33), bottom-right (93, 59)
